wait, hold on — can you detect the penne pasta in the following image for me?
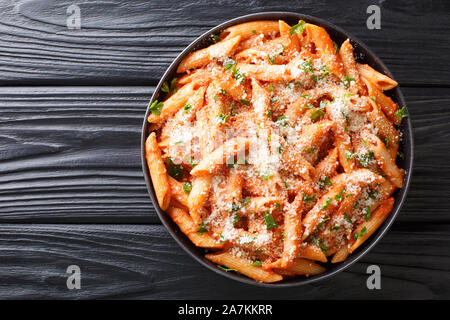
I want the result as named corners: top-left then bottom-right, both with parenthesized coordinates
top-left (206, 251), bottom-right (283, 283)
top-left (145, 19), bottom-right (405, 283)
top-left (145, 133), bottom-right (171, 210)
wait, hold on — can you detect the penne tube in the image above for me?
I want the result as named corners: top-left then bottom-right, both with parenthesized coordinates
top-left (177, 36), bottom-right (242, 73)
top-left (314, 147), bottom-right (339, 181)
top-left (168, 176), bottom-right (189, 208)
top-left (366, 97), bottom-right (400, 159)
top-left (278, 20), bottom-right (300, 57)
top-left (148, 82), bottom-right (195, 124)
top-left (223, 20), bottom-right (279, 40)
top-left (304, 23), bottom-right (345, 79)
top-left (362, 77), bottom-right (400, 125)
top-left (282, 145), bottom-right (316, 182)
top-left (276, 258), bottom-right (326, 276)
top-left (145, 132), bottom-right (171, 210)
top-left (331, 245), bottom-right (350, 263)
top-left (188, 175), bottom-right (212, 225)
top-left (302, 182), bottom-right (345, 240)
top-left (206, 251), bottom-right (283, 283)
top-left (360, 131), bottom-right (403, 188)
top-left (190, 137), bottom-right (250, 176)
top-left (349, 197), bottom-right (395, 253)
top-left (298, 244), bottom-right (328, 262)
top-left (339, 39), bottom-right (364, 95)
top-left (357, 63), bottom-right (398, 91)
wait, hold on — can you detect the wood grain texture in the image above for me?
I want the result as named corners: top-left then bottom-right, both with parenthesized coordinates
top-left (0, 0), bottom-right (449, 85)
top-left (0, 224), bottom-right (448, 299)
top-left (1, 86), bottom-right (449, 223)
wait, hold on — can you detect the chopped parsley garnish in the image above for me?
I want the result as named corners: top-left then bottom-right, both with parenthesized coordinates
top-left (149, 100), bottom-right (164, 115)
top-left (384, 137), bottom-right (390, 148)
top-left (264, 212), bottom-right (278, 230)
top-left (182, 182), bottom-right (192, 194)
top-left (278, 144), bottom-right (285, 154)
top-left (321, 198), bottom-right (333, 210)
top-left (275, 202), bottom-right (281, 210)
top-left (217, 265), bottom-right (236, 272)
top-left (353, 227), bottom-right (369, 240)
top-left (161, 77), bottom-right (178, 94)
top-left (188, 156), bottom-right (197, 167)
top-left (341, 75), bottom-right (355, 89)
top-left (282, 231), bottom-right (286, 240)
top-left (364, 206), bottom-right (372, 221)
top-left (240, 98), bottom-right (251, 106)
top-left (219, 89), bottom-right (228, 96)
top-left (310, 101), bottom-right (326, 122)
top-left (317, 216), bottom-right (330, 229)
top-left (335, 188), bottom-right (346, 201)
top-left (357, 151), bottom-right (375, 167)
top-left (275, 116), bottom-right (289, 127)
top-left (301, 94), bottom-right (311, 99)
top-left (333, 41), bottom-right (339, 54)
top-left (252, 30), bottom-right (257, 34)
top-left (330, 225), bottom-right (341, 231)
top-left (251, 260), bottom-right (262, 266)
top-left (270, 97), bottom-right (278, 104)
top-left (344, 213), bottom-right (353, 224)
top-left (230, 202), bottom-right (241, 212)
top-left (166, 158), bottom-right (184, 180)
top-left (197, 222), bottom-right (207, 234)
top-left (394, 106), bottom-right (408, 120)
top-left (223, 58), bottom-right (237, 72)
top-left (232, 212), bottom-right (240, 226)
top-left (212, 34), bottom-right (220, 43)
top-left (303, 193), bottom-right (317, 203)
top-left (241, 197), bottom-right (251, 206)
top-left (299, 57), bottom-right (314, 73)
top-left (216, 113), bottom-right (228, 124)
top-left (268, 54), bottom-right (276, 65)
top-left (233, 68), bottom-right (245, 83)
top-left (268, 83), bottom-right (274, 91)
top-left (289, 20), bottom-right (306, 35)
top-left (316, 238), bottom-right (329, 256)
top-left (319, 176), bottom-right (333, 190)
top-left (183, 103), bottom-right (192, 113)
top-left (267, 109), bottom-right (272, 118)
top-left (398, 151), bottom-right (405, 160)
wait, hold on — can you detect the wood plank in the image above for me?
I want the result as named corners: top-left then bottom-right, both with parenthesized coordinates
top-left (0, 0), bottom-right (448, 85)
top-left (0, 223), bottom-right (448, 299)
top-left (0, 86), bottom-right (449, 223)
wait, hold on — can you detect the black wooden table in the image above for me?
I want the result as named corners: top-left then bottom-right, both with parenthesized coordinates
top-left (1, 0), bottom-right (449, 299)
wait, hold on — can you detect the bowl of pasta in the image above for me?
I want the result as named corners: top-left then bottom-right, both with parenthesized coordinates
top-left (141, 12), bottom-right (413, 286)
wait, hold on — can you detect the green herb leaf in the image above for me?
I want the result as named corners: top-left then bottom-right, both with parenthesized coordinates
top-left (183, 182), bottom-right (192, 194)
top-left (216, 113), bottom-right (228, 124)
top-left (217, 265), bottom-right (236, 272)
top-left (290, 20), bottom-right (306, 35)
top-left (394, 106), bottom-right (408, 120)
top-left (240, 98), bottom-right (251, 106)
top-left (321, 198), bottom-right (333, 210)
top-left (197, 222), bottom-right (207, 234)
top-left (353, 226), bottom-right (369, 240)
top-left (299, 57), bottom-right (314, 73)
top-left (319, 176), bottom-right (333, 190)
top-left (364, 206), bottom-right (371, 221)
top-left (302, 193), bottom-right (317, 203)
top-left (183, 103), bottom-right (192, 113)
top-left (251, 260), bottom-right (262, 266)
top-left (275, 116), bottom-right (288, 127)
top-left (330, 225), bottom-right (341, 231)
top-left (264, 212), bottom-right (278, 230)
top-left (149, 100), bottom-right (164, 115)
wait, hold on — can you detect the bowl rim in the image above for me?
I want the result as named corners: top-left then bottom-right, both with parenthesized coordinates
top-left (141, 11), bottom-right (414, 287)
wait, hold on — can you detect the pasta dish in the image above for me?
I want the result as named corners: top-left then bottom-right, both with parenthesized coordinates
top-left (145, 19), bottom-right (406, 283)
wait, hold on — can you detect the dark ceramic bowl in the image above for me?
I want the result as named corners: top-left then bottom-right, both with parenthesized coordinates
top-left (141, 12), bottom-right (414, 287)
